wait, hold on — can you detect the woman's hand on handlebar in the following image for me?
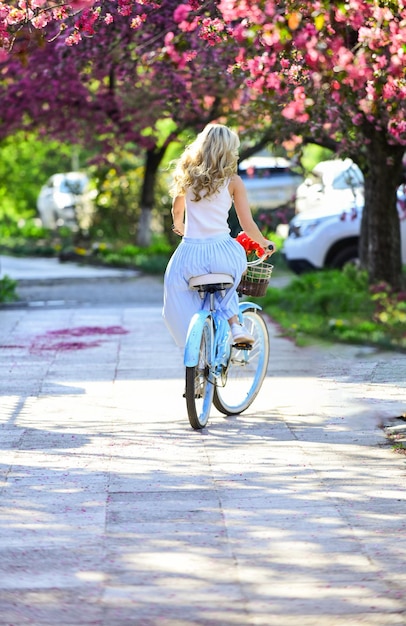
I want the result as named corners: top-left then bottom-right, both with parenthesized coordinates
top-left (264, 240), bottom-right (276, 257)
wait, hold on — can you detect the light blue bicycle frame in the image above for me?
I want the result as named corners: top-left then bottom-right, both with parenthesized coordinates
top-left (184, 301), bottom-right (262, 370)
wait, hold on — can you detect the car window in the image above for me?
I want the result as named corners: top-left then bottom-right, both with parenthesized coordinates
top-left (333, 167), bottom-right (363, 190)
top-left (240, 166), bottom-right (297, 179)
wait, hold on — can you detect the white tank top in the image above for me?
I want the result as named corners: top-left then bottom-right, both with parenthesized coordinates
top-left (184, 180), bottom-right (232, 238)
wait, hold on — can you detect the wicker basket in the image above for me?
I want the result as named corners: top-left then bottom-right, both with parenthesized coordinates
top-left (238, 262), bottom-right (274, 297)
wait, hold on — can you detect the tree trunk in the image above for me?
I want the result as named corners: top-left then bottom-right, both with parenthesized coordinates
top-left (136, 146), bottom-right (167, 248)
top-left (360, 127), bottom-right (404, 290)
top-left (137, 207), bottom-right (153, 248)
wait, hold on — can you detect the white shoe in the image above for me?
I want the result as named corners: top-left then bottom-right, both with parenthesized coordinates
top-left (230, 323), bottom-right (254, 344)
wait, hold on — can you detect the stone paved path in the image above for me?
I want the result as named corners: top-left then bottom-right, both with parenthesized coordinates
top-left (0, 264), bottom-right (405, 625)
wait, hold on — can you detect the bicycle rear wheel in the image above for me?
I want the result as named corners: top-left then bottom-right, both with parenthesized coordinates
top-left (213, 309), bottom-right (269, 415)
top-left (185, 317), bottom-right (214, 429)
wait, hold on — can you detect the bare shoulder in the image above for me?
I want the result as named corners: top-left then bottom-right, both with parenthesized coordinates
top-left (228, 174), bottom-right (244, 194)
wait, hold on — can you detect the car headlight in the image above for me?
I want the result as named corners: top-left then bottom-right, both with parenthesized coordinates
top-left (289, 216), bottom-right (331, 238)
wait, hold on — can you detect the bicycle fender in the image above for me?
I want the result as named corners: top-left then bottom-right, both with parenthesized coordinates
top-left (184, 311), bottom-right (211, 367)
top-left (239, 302), bottom-right (262, 314)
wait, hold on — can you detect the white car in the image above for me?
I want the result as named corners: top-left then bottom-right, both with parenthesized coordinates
top-left (37, 172), bottom-right (96, 230)
top-left (239, 155), bottom-right (303, 210)
top-left (283, 187), bottom-right (406, 273)
top-left (295, 158), bottom-right (364, 214)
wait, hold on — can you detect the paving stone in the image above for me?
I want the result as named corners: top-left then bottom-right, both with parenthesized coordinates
top-left (0, 263), bottom-right (405, 625)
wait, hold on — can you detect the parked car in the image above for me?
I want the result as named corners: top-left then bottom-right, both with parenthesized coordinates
top-left (239, 155), bottom-right (303, 210)
top-left (295, 158), bottom-right (364, 214)
top-left (37, 172), bottom-right (96, 230)
top-left (283, 185), bottom-right (406, 274)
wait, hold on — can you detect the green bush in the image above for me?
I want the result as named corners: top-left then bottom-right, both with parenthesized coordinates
top-left (0, 132), bottom-right (85, 230)
top-left (95, 236), bottom-right (173, 274)
top-left (262, 265), bottom-right (406, 351)
top-left (0, 276), bottom-right (17, 303)
top-left (265, 265), bottom-right (371, 316)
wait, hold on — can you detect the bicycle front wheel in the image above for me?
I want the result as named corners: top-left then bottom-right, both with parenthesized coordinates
top-left (185, 317), bottom-right (214, 430)
top-left (213, 309), bottom-right (269, 415)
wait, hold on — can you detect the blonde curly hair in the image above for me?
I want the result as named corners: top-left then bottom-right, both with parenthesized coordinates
top-left (170, 124), bottom-right (240, 202)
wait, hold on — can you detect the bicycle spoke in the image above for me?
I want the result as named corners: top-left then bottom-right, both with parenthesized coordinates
top-left (213, 310), bottom-right (269, 415)
top-left (185, 318), bottom-right (214, 429)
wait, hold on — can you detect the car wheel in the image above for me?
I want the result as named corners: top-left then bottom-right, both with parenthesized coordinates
top-left (328, 244), bottom-right (360, 270)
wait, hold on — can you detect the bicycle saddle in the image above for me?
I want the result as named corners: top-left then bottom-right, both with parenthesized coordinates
top-left (188, 273), bottom-right (234, 293)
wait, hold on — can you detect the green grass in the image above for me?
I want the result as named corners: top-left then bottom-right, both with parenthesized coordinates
top-left (260, 265), bottom-right (406, 352)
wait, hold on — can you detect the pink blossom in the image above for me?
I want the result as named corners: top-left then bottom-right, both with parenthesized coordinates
top-left (6, 7), bottom-right (26, 24)
top-left (52, 6), bottom-right (68, 20)
top-left (282, 135), bottom-right (303, 152)
top-left (131, 14), bottom-right (146, 29)
top-left (382, 80), bottom-right (398, 100)
top-left (388, 119), bottom-right (406, 145)
top-left (218, 0), bottom-right (237, 22)
top-left (25, 0), bottom-right (47, 7)
top-left (282, 88), bottom-right (310, 123)
top-left (118, 1), bottom-right (133, 17)
top-left (65, 31), bottom-right (82, 46)
top-left (173, 4), bottom-right (191, 24)
top-left (232, 21), bottom-right (249, 43)
top-left (234, 47), bottom-right (245, 64)
top-left (220, 0), bottom-right (263, 23)
top-left (75, 7), bottom-right (98, 35)
top-left (164, 31), bottom-right (175, 46)
top-left (265, 72), bottom-right (280, 90)
top-left (333, 46), bottom-right (354, 71)
top-left (352, 113), bottom-right (364, 126)
top-left (177, 15), bottom-right (199, 33)
top-left (32, 13), bottom-right (49, 28)
top-left (199, 17), bottom-right (225, 45)
top-left (304, 47), bottom-right (321, 69)
top-left (372, 54), bottom-right (388, 71)
top-left (261, 29), bottom-right (281, 48)
top-left (264, 2), bottom-right (276, 18)
top-left (70, 0), bottom-right (95, 11)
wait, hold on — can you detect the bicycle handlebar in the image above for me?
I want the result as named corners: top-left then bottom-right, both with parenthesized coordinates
top-left (246, 244), bottom-right (274, 267)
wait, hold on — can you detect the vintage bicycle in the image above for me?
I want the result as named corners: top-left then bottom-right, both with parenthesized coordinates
top-left (184, 250), bottom-right (273, 429)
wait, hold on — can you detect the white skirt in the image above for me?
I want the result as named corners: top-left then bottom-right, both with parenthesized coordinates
top-left (162, 234), bottom-right (247, 347)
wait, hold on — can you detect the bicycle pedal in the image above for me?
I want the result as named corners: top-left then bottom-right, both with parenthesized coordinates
top-left (232, 341), bottom-right (253, 348)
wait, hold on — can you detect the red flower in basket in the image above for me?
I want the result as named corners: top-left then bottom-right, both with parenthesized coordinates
top-left (236, 231), bottom-right (265, 261)
top-left (235, 231), bottom-right (273, 297)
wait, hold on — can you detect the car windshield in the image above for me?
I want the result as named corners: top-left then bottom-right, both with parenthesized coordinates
top-left (60, 178), bottom-right (86, 194)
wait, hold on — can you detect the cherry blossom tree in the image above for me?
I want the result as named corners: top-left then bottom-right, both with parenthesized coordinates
top-left (2, 1), bottom-right (406, 287)
top-left (0, 0), bottom-right (243, 246)
top-left (166, 0), bottom-right (406, 288)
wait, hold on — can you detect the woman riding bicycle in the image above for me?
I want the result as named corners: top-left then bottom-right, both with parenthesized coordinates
top-left (162, 123), bottom-right (276, 348)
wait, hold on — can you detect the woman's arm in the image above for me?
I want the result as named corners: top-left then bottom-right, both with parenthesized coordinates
top-left (171, 195), bottom-right (185, 236)
top-left (229, 175), bottom-right (276, 253)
